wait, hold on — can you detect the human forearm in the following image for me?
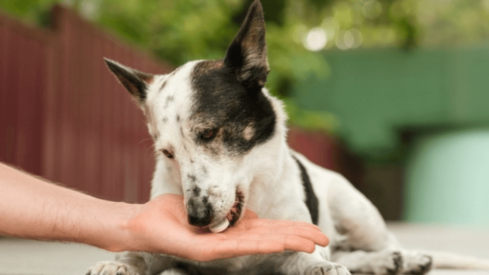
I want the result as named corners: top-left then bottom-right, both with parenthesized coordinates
top-left (0, 163), bottom-right (329, 261)
top-left (0, 163), bottom-right (138, 251)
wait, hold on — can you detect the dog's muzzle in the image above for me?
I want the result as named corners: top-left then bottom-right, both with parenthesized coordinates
top-left (186, 197), bottom-right (213, 226)
top-left (186, 189), bottom-right (245, 233)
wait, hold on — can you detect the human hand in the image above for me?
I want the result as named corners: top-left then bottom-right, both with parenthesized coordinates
top-left (125, 194), bottom-right (329, 262)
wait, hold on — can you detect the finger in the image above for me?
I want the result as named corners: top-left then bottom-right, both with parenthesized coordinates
top-left (232, 234), bottom-right (317, 255)
top-left (231, 218), bottom-right (328, 247)
top-left (240, 233), bottom-right (318, 252)
top-left (283, 235), bottom-right (316, 253)
top-left (243, 209), bottom-right (258, 219)
top-left (204, 238), bottom-right (285, 261)
top-left (244, 226), bottom-right (329, 247)
top-left (242, 218), bottom-right (322, 232)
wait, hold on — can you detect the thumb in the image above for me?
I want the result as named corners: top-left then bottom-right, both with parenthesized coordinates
top-left (243, 209), bottom-right (259, 220)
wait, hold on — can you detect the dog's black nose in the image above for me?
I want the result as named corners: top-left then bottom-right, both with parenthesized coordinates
top-left (188, 212), bottom-right (212, 227)
top-left (187, 198), bottom-right (213, 227)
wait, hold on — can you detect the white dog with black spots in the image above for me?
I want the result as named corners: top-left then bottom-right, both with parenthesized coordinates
top-left (88, 1), bottom-right (489, 274)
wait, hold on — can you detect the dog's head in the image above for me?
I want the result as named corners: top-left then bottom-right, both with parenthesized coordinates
top-left (105, 0), bottom-right (283, 229)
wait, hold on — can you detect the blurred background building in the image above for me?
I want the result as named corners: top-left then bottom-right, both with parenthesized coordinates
top-left (1, 0), bottom-right (488, 225)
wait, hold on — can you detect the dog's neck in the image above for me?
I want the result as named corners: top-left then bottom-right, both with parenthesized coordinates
top-left (244, 95), bottom-right (310, 222)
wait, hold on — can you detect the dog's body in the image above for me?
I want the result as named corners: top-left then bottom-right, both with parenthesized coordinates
top-left (88, 1), bottom-right (489, 274)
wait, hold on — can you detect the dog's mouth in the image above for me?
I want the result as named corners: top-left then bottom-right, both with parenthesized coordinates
top-left (226, 190), bottom-right (244, 226)
top-left (208, 189), bottom-right (244, 233)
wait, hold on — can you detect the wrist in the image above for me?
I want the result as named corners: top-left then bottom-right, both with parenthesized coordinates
top-left (119, 202), bottom-right (146, 252)
top-left (88, 201), bottom-right (143, 252)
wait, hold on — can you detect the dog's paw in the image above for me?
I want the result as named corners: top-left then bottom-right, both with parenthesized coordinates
top-left (401, 251), bottom-right (432, 274)
top-left (371, 250), bottom-right (403, 275)
top-left (304, 262), bottom-right (351, 275)
top-left (86, 261), bottom-right (138, 275)
top-left (157, 268), bottom-right (188, 275)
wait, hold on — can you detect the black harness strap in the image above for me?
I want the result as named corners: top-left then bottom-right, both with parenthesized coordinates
top-left (293, 156), bottom-right (319, 225)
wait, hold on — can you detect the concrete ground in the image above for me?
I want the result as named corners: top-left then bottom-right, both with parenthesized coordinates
top-left (1, 223), bottom-right (488, 275)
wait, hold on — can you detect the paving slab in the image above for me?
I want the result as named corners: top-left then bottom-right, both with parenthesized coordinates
top-left (0, 237), bottom-right (114, 275)
top-left (0, 223), bottom-right (488, 275)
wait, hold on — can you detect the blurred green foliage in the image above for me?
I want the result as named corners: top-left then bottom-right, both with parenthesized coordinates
top-left (1, 0), bottom-right (488, 133)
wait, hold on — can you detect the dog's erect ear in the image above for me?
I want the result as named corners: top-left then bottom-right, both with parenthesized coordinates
top-left (104, 58), bottom-right (153, 103)
top-left (224, 0), bottom-right (269, 89)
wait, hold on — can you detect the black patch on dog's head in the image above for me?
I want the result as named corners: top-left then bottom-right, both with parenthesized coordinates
top-left (190, 60), bottom-right (275, 156)
top-left (104, 58), bottom-right (153, 103)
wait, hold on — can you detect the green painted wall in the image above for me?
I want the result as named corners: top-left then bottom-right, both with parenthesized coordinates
top-left (292, 44), bottom-right (489, 159)
top-left (405, 129), bottom-right (489, 225)
top-left (292, 45), bottom-right (489, 223)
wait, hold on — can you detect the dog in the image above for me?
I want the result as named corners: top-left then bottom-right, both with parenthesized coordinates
top-left (87, 1), bottom-right (489, 274)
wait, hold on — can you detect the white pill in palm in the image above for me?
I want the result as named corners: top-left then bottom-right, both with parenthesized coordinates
top-left (209, 219), bottom-right (230, 233)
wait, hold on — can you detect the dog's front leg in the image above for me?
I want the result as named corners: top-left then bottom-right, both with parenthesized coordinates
top-left (277, 246), bottom-right (350, 275)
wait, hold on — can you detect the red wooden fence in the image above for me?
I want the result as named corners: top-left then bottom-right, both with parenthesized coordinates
top-left (0, 6), bottom-right (361, 203)
top-left (1, 6), bottom-right (172, 203)
top-left (0, 10), bottom-right (51, 179)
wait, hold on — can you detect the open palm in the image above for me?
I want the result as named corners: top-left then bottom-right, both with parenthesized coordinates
top-left (127, 194), bottom-right (329, 262)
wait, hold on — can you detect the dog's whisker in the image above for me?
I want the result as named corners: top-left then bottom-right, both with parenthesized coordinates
top-left (143, 142), bottom-right (158, 156)
top-left (137, 137), bottom-right (153, 147)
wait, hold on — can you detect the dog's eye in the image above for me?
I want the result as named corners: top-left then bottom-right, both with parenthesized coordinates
top-left (162, 149), bottom-right (174, 159)
top-left (200, 129), bottom-right (217, 141)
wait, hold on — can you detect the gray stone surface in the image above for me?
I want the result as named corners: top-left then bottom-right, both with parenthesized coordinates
top-left (0, 237), bottom-right (114, 275)
top-left (388, 223), bottom-right (489, 275)
top-left (0, 223), bottom-right (488, 275)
